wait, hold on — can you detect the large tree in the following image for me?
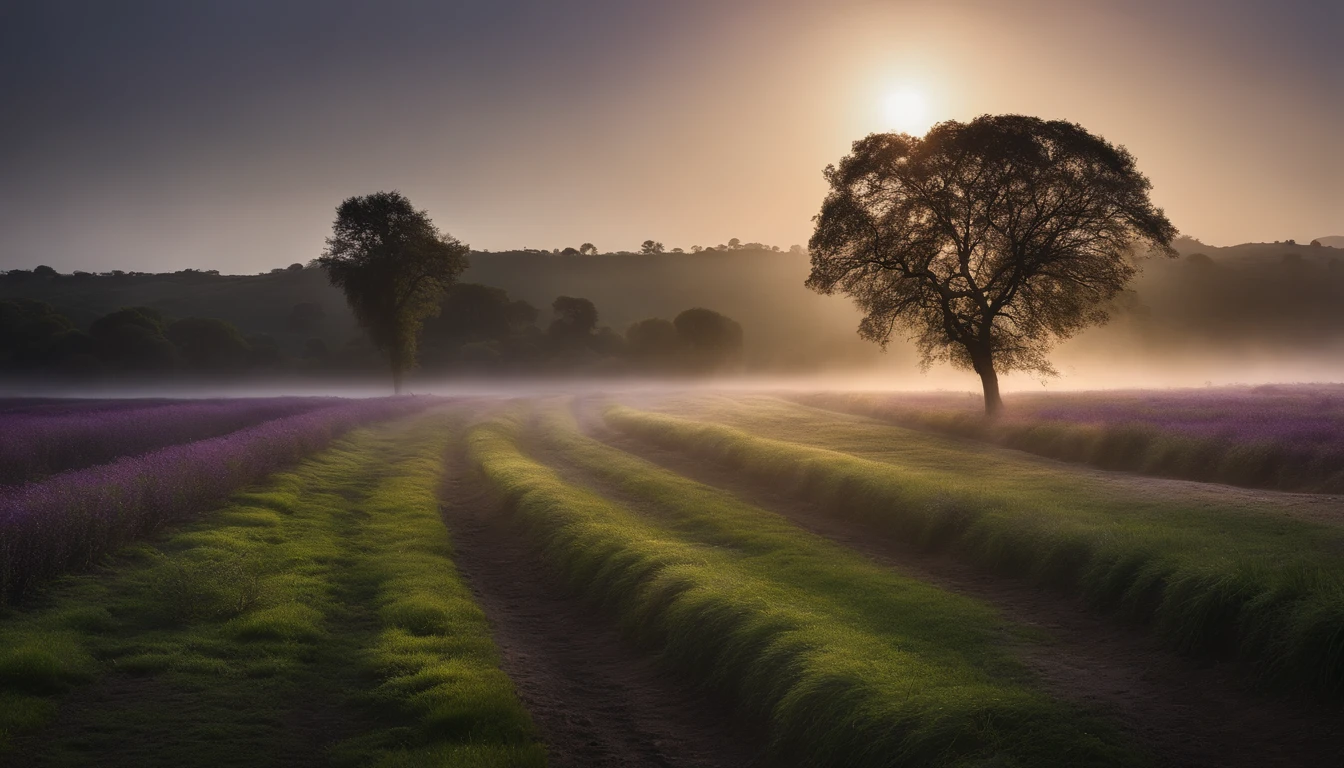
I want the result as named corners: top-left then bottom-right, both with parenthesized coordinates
top-left (317, 191), bottom-right (469, 393)
top-left (807, 115), bottom-right (1177, 414)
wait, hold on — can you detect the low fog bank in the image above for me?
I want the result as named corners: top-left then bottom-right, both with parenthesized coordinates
top-left (4, 239), bottom-right (1343, 395)
top-left (6, 356), bottom-right (1344, 402)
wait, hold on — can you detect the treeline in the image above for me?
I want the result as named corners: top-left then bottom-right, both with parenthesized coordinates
top-left (0, 281), bottom-right (744, 379)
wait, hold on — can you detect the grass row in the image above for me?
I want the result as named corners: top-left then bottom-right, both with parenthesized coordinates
top-left (470, 406), bottom-right (1145, 767)
top-left (0, 411), bottom-right (543, 767)
top-left (604, 402), bottom-right (1344, 698)
top-left (795, 392), bottom-right (1344, 493)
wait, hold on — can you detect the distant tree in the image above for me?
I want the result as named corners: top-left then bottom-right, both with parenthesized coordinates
top-left (789, 244), bottom-right (804, 254)
top-left (316, 191), bottom-right (469, 393)
top-left (90, 307), bottom-right (176, 370)
top-left (728, 237), bottom-right (741, 249)
top-left (579, 242), bottom-right (598, 256)
top-left (640, 240), bottom-right (665, 254)
top-left (690, 245), bottom-right (703, 253)
top-left (0, 300), bottom-right (91, 367)
top-left (807, 115), bottom-right (1177, 414)
top-left (1311, 239), bottom-right (1322, 247)
top-left (33, 265), bottom-right (57, 278)
top-left (626, 317), bottom-right (681, 365)
top-left (287, 263), bottom-right (305, 271)
top-left (561, 247), bottom-right (581, 256)
top-left (1285, 239), bottom-right (1297, 246)
top-left (674, 308), bottom-right (743, 371)
top-left (591, 327), bottom-right (626, 357)
top-left (672, 247), bottom-right (684, 253)
top-left (166, 317), bottom-right (252, 372)
top-left (548, 296), bottom-right (599, 342)
top-left (423, 283), bottom-right (537, 344)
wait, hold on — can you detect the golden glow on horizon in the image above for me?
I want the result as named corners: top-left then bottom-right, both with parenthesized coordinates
top-left (882, 87), bottom-right (931, 135)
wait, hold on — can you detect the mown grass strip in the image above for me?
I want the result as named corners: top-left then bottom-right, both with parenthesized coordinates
top-left (604, 403), bottom-right (1344, 698)
top-left (0, 411), bottom-right (542, 767)
top-left (471, 410), bottom-right (1145, 767)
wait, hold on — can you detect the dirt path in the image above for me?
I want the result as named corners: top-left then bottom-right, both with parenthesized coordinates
top-left (575, 411), bottom-right (1344, 768)
top-left (438, 447), bottom-right (763, 768)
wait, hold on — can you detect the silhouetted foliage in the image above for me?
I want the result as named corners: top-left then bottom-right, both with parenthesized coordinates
top-left (548, 296), bottom-right (599, 343)
top-left (640, 240), bottom-right (665, 255)
top-left (579, 242), bottom-right (598, 256)
top-left (626, 317), bottom-right (681, 363)
top-left (32, 265), bottom-right (57, 278)
top-left (316, 191), bottom-right (469, 393)
top-left (166, 317), bottom-right (251, 372)
top-left (424, 283), bottom-right (537, 344)
top-left (808, 115), bottom-right (1177, 414)
top-left (673, 307), bottom-right (744, 372)
top-left (0, 299), bottom-right (92, 369)
top-left (90, 307), bottom-right (177, 371)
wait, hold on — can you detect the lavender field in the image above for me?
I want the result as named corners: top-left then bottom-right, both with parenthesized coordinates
top-left (796, 384), bottom-right (1344, 493)
top-left (0, 396), bottom-right (436, 600)
top-left (0, 398), bottom-right (346, 486)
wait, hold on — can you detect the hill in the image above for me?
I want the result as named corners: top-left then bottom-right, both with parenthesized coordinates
top-left (3, 240), bottom-right (1343, 383)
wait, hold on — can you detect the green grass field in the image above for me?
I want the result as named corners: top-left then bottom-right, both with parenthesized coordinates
top-left (3, 394), bottom-right (1340, 766)
top-left (604, 394), bottom-right (1344, 695)
top-left (0, 410), bottom-right (542, 767)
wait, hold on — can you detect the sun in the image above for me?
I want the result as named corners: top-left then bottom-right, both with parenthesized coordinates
top-left (883, 88), bottom-right (930, 135)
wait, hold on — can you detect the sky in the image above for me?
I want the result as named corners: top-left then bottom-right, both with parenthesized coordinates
top-left (1, 0), bottom-right (1340, 274)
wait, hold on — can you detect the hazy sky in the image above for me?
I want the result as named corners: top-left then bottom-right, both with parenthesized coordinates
top-left (2, 0), bottom-right (1340, 274)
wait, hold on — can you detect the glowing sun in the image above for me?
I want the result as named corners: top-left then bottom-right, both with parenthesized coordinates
top-left (883, 88), bottom-right (931, 135)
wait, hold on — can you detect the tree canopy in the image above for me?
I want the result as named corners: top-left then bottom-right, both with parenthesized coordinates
top-left (807, 115), bottom-right (1177, 413)
top-left (316, 191), bottom-right (469, 392)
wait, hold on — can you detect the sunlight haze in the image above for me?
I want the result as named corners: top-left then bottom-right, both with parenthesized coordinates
top-left (1, 0), bottom-right (1340, 274)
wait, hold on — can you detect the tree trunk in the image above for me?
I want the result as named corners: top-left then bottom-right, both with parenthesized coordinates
top-left (390, 337), bottom-right (406, 395)
top-left (970, 348), bottom-right (1003, 416)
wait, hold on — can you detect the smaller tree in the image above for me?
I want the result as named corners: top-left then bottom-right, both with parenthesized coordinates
top-left (674, 308), bottom-right (743, 372)
top-left (640, 240), bottom-right (665, 254)
top-left (728, 237), bottom-right (741, 249)
top-left (167, 318), bottom-right (252, 372)
top-left (548, 296), bottom-right (599, 342)
top-left (560, 247), bottom-right (581, 256)
top-left (691, 245), bottom-right (703, 253)
top-left (579, 242), bottom-right (598, 255)
top-left (317, 191), bottom-right (469, 393)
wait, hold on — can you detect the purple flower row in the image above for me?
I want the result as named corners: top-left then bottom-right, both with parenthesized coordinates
top-left (0, 398), bottom-right (344, 486)
top-left (797, 384), bottom-right (1344, 492)
top-left (0, 396), bottom-right (437, 601)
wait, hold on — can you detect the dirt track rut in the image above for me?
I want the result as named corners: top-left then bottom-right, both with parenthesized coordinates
top-left (439, 448), bottom-right (762, 768)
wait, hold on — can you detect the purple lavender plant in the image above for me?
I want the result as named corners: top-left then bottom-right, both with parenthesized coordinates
top-left (0, 396), bottom-right (436, 601)
top-left (0, 398), bottom-right (343, 486)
